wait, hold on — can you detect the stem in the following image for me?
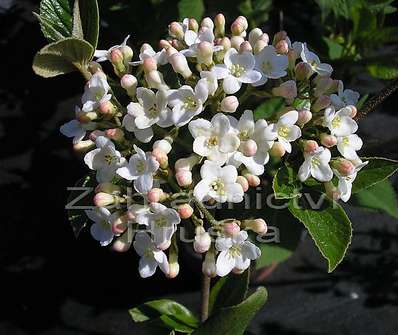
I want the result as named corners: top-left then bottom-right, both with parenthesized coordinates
top-left (200, 272), bottom-right (211, 323)
top-left (356, 79), bottom-right (398, 120)
top-left (192, 198), bottom-right (218, 226)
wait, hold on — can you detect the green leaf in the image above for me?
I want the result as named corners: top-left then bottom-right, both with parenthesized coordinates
top-left (356, 93), bottom-right (368, 110)
top-left (288, 191), bottom-right (352, 272)
top-left (38, 0), bottom-right (74, 42)
top-left (367, 64), bottom-right (398, 80)
top-left (273, 165), bottom-right (302, 199)
top-left (254, 97), bottom-right (285, 121)
top-left (72, 0), bottom-right (84, 39)
top-left (255, 208), bottom-right (302, 268)
top-left (178, 0), bottom-right (204, 21)
top-left (352, 157), bottom-right (398, 194)
top-left (192, 287), bottom-right (268, 335)
top-left (353, 179), bottom-right (398, 219)
top-left (77, 0), bottom-right (99, 50)
top-left (33, 38), bottom-right (94, 78)
top-left (209, 270), bottom-right (249, 315)
top-left (323, 37), bottom-right (344, 60)
top-left (129, 299), bottom-right (199, 333)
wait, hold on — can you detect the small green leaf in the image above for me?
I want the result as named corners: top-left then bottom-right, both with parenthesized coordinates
top-left (192, 287), bottom-right (268, 335)
top-left (33, 38), bottom-right (94, 78)
top-left (178, 0), bottom-right (204, 21)
top-left (288, 191), bottom-right (352, 272)
top-left (367, 64), bottom-right (398, 80)
top-left (273, 165), bottom-right (302, 199)
top-left (129, 299), bottom-right (199, 333)
top-left (254, 97), bottom-right (285, 121)
top-left (209, 270), bottom-right (249, 315)
top-left (38, 0), bottom-right (74, 42)
top-left (356, 93), bottom-right (368, 110)
top-left (353, 179), bottom-right (398, 219)
top-left (352, 157), bottom-right (398, 194)
top-left (323, 37), bottom-right (344, 60)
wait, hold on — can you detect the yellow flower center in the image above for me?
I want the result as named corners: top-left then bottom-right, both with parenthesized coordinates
top-left (239, 130), bottom-right (250, 141)
top-left (211, 178), bottom-right (225, 195)
top-left (230, 64), bottom-right (245, 77)
top-left (155, 216), bottom-right (168, 228)
top-left (207, 136), bottom-right (218, 147)
top-left (262, 60), bottom-right (272, 73)
top-left (332, 116), bottom-right (341, 129)
top-left (147, 105), bottom-right (159, 118)
top-left (229, 244), bottom-right (242, 257)
top-left (311, 157), bottom-right (321, 168)
top-left (104, 154), bottom-right (117, 165)
top-left (135, 160), bottom-right (146, 174)
top-left (184, 96), bottom-right (198, 110)
top-left (342, 136), bottom-right (350, 146)
top-left (278, 125), bottom-right (291, 138)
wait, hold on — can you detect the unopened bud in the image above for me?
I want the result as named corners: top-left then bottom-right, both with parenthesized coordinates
top-left (110, 49), bottom-right (126, 75)
top-left (197, 41), bottom-right (214, 66)
top-left (112, 234), bottom-right (132, 253)
top-left (275, 40), bottom-right (289, 54)
top-left (147, 188), bottom-right (165, 203)
top-left (169, 52), bottom-right (192, 78)
top-left (159, 39), bottom-right (172, 49)
top-left (189, 18), bottom-right (199, 32)
top-left (253, 39), bottom-right (268, 54)
top-left (347, 105), bottom-right (357, 118)
top-left (178, 203), bottom-right (194, 219)
top-left (95, 182), bottom-right (121, 194)
top-left (240, 139), bottom-right (257, 157)
top-left (244, 173), bottom-right (261, 187)
top-left (214, 13), bottom-right (225, 37)
top-left (272, 80), bottom-right (297, 102)
top-left (249, 28), bottom-right (263, 47)
top-left (89, 130), bottom-right (105, 141)
top-left (270, 142), bottom-right (286, 158)
top-left (105, 128), bottom-right (124, 141)
top-left (320, 133), bottom-right (337, 148)
top-left (169, 21), bottom-right (184, 39)
top-left (303, 140), bottom-right (319, 154)
top-left (152, 147), bottom-right (168, 169)
top-left (176, 170), bottom-right (193, 187)
top-left (231, 36), bottom-right (245, 50)
top-left (220, 95), bottom-right (239, 113)
top-left (99, 101), bottom-right (117, 115)
top-left (175, 155), bottom-right (200, 172)
top-left (73, 139), bottom-right (95, 154)
top-left (295, 62), bottom-right (313, 80)
top-left (111, 214), bottom-right (129, 235)
top-left (142, 57), bottom-right (158, 72)
top-left (273, 31), bottom-right (287, 45)
top-left (217, 37), bottom-right (231, 51)
top-left (231, 16), bottom-right (248, 36)
top-left (120, 45), bottom-right (133, 63)
top-left (239, 41), bottom-right (253, 53)
top-left (194, 226), bottom-right (211, 253)
top-left (202, 250), bottom-right (217, 278)
top-left (314, 76), bottom-right (333, 97)
top-left (94, 192), bottom-right (115, 207)
top-left (145, 70), bottom-right (168, 90)
top-left (153, 139), bottom-right (172, 154)
top-left (121, 74), bottom-right (138, 97)
top-left (77, 111), bottom-right (97, 123)
top-left (297, 109), bottom-right (312, 126)
top-left (167, 261), bottom-right (180, 279)
top-left (243, 219), bottom-right (268, 235)
top-left (88, 61), bottom-right (102, 75)
top-left (201, 17), bottom-right (214, 30)
top-left (333, 158), bottom-right (355, 176)
top-left (312, 95), bottom-right (331, 112)
top-left (236, 176), bottom-right (249, 192)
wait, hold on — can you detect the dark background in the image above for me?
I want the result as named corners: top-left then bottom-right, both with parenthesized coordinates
top-left (1, 0), bottom-right (398, 334)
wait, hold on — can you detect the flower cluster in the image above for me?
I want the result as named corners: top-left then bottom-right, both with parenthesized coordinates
top-left (60, 14), bottom-right (365, 278)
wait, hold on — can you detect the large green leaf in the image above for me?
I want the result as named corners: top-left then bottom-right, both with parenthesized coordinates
top-left (273, 165), bottom-right (302, 199)
top-left (253, 97), bottom-right (285, 121)
top-left (178, 0), bottom-right (204, 21)
top-left (367, 64), bottom-right (398, 80)
top-left (38, 0), bottom-right (74, 42)
top-left (77, 0), bottom-right (99, 50)
top-left (288, 192), bottom-right (352, 272)
top-left (129, 299), bottom-right (199, 333)
top-left (352, 157), bottom-right (398, 194)
top-left (192, 287), bottom-right (267, 335)
top-left (209, 270), bottom-right (249, 315)
top-left (353, 179), bottom-right (398, 219)
top-left (33, 38), bottom-right (93, 78)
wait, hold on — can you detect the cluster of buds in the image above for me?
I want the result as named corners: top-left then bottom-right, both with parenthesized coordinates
top-left (59, 13), bottom-right (365, 279)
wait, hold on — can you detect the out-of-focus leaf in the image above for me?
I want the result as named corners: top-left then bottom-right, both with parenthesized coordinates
top-left (178, 0), bottom-right (204, 21)
top-left (353, 179), bottom-right (398, 219)
top-left (356, 94), bottom-right (369, 110)
top-left (323, 37), bottom-right (344, 60)
top-left (273, 165), bottom-right (302, 199)
top-left (367, 64), bottom-right (398, 80)
top-left (254, 97), bottom-right (285, 121)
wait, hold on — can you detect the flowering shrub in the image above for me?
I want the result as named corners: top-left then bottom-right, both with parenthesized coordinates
top-left (33, 1), bottom-right (398, 333)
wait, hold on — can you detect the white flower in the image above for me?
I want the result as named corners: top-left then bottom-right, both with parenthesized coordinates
top-left (300, 43), bottom-right (333, 76)
top-left (337, 134), bottom-right (363, 160)
top-left (168, 82), bottom-right (208, 126)
top-left (189, 113), bottom-right (240, 165)
top-left (253, 45), bottom-right (288, 86)
top-left (215, 231), bottom-right (260, 277)
top-left (323, 106), bottom-right (358, 137)
top-left (94, 35), bottom-right (130, 62)
top-left (335, 160), bottom-right (368, 202)
top-left (212, 48), bottom-right (262, 94)
top-left (81, 72), bottom-right (112, 112)
top-left (85, 207), bottom-right (116, 246)
top-left (84, 136), bottom-right (125, 182)
top-left (228, 111), bottom-right (272, 175)
top-left (122, 108), bottom-right (154, 143)
top-left (298, 146), bottom-right (333, 182)
top-left (130, 44), bottom-right (168, 66)
top-left (199, 71), bottom-right (218, 96)
top-left (181, 27), bottom-right (222, 57)
top-left (116, 145), bottom-right (159, 194)
top-left (60, 106), bottom-right (95, 144)
top-left (330, 81), bottom-right (360, 109)
top-left (194, 160), bottom-right (244, 203)
top-left (136, 203), bottom-right (180, 247)
top-left (127, 88), bottom-right (173, 129)
top-left (133, 232), bottom-right (169, 278)
top-left (263, 111), bottom-right (302, 153)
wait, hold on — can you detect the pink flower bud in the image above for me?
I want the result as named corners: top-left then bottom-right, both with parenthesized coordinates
top-left (112, 235), bottom-right (132, 253)
top-left (95, 182), bottom-right (121, 194)
top-left (152, 148), bottom-right (168, 169)
top-left (248, 28), bottom-right (263, 47)
top-left (110, 48), bottom-right (123, 64)
top-left (167, 262), bottom-right (180, 279)
top-left (239, 139), bottom-right (258, 157)
top-left (153, 139), bottom-right (172, 154)
top-left (120, 74), bottom-right (137, 97)
top-left (197, 41), bottom-right (214, 65)
top-left (176, 170), bottom-right (193, 187)
top-left (248, 219), bottom-right (268, 235)
top-left (169, 52), bottom-right (192, 79)
top-left (275, 40), bottom-right (289, 54)
top-left (297, 109), bottom-right (312, 126)
top-left (89, 130), bottom-right (105, 141)
top-left (223, 221), bottom-right (241, 237)
top-left (142, 57), bottom-right (158, 72)
top-left (189, 18), bottom-right (199, 32)
top-left (145, 70), bottom-right (167, 90)
top-left (270, 142), bottom-right (286, 158)
top-left (333, 159), bottom-right (355, 176)
top-left (253, 39), bottom-right (268, 54)
top-left (295, 62), bottom-right (313, 80)
top-left (272, 80), bottom-right (297, 102)
top-left (111, 214), bottom-right (129, 235)
top-left (236, 176), bottom-right (249, 192)
top-left (231, 16), bottom-right (248, 36)
top-left (169, 21), bottom-right (184, 39)
top-left (175, 155), bottom-right (200, 172)
top-left (178, 204), bottom-right (194, 219)
top-left (320, 133), bottom-right (337, 148)
top-left (201, 17), bottom-right (214, 30)
top-left (159, 39), bottom-right (172, 49)
top-left (303, 140), bottom-right (319, 154)
top-left (217, 37), bottom-right (231, 51)
top-left (120, 45), bottom-right (133, 62)
top-left (239, 41), bottom-right (253, 53)
top-left (273, 31), bottom-right (287, 44)
top-left (99, 101), bottom-right (116, 115)
top-left (231, 36), bottom-right (244, 50)
top-left (314, 76), bottom-right (333, 97)
top-left (312, 95), bottom-right (331, 112)
top-left (214, 13), bottom-right (225, 37)
top-left (347, 105), bottom-right (357, 118)
top-left (202, 251), bottom-right (217, 278)
top-left (105, 128), bottom-right (124, 141)
top-left (220, 95), bottom-right (239, 113)
top-left (147, 188), bottom-right (165, 203)
top-left (194, 227), bottom-right (211, 253)
top-left (94, 192), bottom-right (115, 207)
